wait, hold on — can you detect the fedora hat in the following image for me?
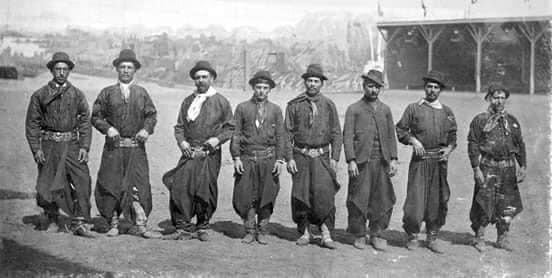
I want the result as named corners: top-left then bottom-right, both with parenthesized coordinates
top-left (189, 60), bottom-right (217, 80)
top-left (422, 70), bottom-right (446, 88)
top-left (112, 49), bottom-right (141, 69)
top-left (46, 52), bottom-right (74, 70)
top-left (361, 69), bottom-right (384, 87)
top-left (301, 64), bottom-right (328, 81)
top-left (249, 70), bottom-right (276, 88)
top-left (485, 83), bottom-right (510, 100)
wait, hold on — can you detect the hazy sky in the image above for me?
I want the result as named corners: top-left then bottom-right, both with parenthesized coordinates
top-left (1, 0), bottom-right (549, 32)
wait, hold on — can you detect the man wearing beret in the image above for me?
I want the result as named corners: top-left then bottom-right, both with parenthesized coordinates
top-left (396, 70), bottom-right (457, 253)
top-left (25, 52), bottom-right (95, 237)
top-left (91, 49), bottom-right (159, 238)
top-left (163, 61), bottom-right (234, 241)
top-left (285, 64), bottom-right (342, 249)
top-left (343, 69), bottom-right (398, 251)
top-left (467, 84), bottom-right (526, 252)
top-left (230, 70), bottom-right (285, 245)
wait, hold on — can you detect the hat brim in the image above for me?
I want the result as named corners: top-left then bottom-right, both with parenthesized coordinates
top-left (190, 67), bottom-right (217, 80)
top-left (422, 77), bottom-right (446, 88)
top-left (47, 60), bottom-right (75, 70)
top-left (248, 77), bottom-right (275, 89)
top-left (301, 73), bottom-right (327, 81)
top-left (361, 75), bottom-right (384, 87)
top-left (113, 58), bottom-right (141, 69)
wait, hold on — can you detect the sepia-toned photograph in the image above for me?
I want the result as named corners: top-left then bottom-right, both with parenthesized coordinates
top-left (0, 0), bottom-right (550, 276)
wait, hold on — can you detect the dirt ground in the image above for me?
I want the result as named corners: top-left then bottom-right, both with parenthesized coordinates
top-left (0, 73), bottom-right (550, 277)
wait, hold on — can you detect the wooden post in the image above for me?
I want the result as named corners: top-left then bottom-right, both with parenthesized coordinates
top-left (516, 21), bottom-right (547, 95)
top-left (377, 27), bottom-right (401, 89)
top-left (418, 25), bottom-right (444, 72)
top-left (466, 23), bottom-right (497, 93)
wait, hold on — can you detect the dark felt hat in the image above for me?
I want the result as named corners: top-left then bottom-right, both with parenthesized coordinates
top-left (112, 49), bottom-right (141, 69)
top-left (422, 70), bottom-right (446, 88)
top-left (301, 64), bottom-right (328, 81)
top-left (249, 70), bottom-right (276, 88)
top-left (189, 60), bottom-right (217, 80)
top-left (361, 69), bottom-right (384, 87)
top-left (46, 52), bottom-right (75, 70)
top-left (485, 83), bottom-right (510, 100)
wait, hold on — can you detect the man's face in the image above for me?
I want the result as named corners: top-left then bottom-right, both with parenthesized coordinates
top-left (117, 62), bottom-right (136, 84)
top-left (193, 70), bottom-right (213, 93)
top-left (489, 90), bottom-right (507, 112)
top-left (51, 62), bottom-right (71, 85)
top-left (362, 80), bottom-right (381, 101)
top-left (424, 81), bottom-right (442, 102)
top-left (252, 82), bottom-right (271, 102)
top-left (304, 77), bottom-right (323, 96)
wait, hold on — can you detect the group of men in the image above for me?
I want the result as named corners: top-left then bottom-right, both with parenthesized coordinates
top-left (25, 50), bottom-right (526, 254)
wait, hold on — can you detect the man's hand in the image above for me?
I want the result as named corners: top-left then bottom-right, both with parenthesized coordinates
top-left (517, 166), bottom-right (527, 183)
top-left (439, 145), bottom-right (454, 161)
top-left (388, 159), bottom-right (399, 177)
top-left (78, 148), bottom-right (88, 163)
top-left (348, 160), bottom-right (359, 177)
top-left (234, 158), bottom-right (244, 175)
top-left (204, 137), bottom-right (220, 149)
top-left (329, 159), bottom-right (338, 172)
top-left (473, 166), bottom-right (485, 187)
top-left (179, 140), bottom-right (192, 158)
top-left (287, 159), bottom-right (298, 175)
top-left (272, 160), bottom-right (285, 176)
top-left (135, 129), bottom-right (149, 143)
top-left (34, 150), bottom-right (46, 164)
top-left (409, 137), bottom-right (425, 156)
top-left (107, 127), bottom-right (120, 138)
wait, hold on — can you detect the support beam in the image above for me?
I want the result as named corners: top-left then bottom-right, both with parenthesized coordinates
top-left (516, 21), bottom-right (547, 95)
top-left (377, 27), bottom-right (402, 88)
top-left (417, 25), bottom-right (444, 72)
top-left (466, 23), bottom-right (497, 93)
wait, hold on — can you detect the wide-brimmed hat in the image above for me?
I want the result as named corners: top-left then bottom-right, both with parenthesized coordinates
top-left (361, 69), bottom-right (384, 87)
top-left (189, 60), bottom-right (217, 80)
top-left (301, 64), bottom-right (328, 81)
top-left (112, 49), bottom-right (141, 69)
top-left (485, 83), bottom-right (510, 100)
top-left (249, 70), bottom-right (276, 88)
top-left (46, 52), bottom-right (75, 70)
top-left (422, 70), bottom-right (446, 88)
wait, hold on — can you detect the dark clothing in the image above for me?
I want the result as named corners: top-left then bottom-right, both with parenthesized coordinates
top-left (25, 81), bottom-right (92, 219)
top-left (343, 98), bottom-right (397, 164)
top-left (91, 84), bottom-right (157, 220)
top-left (285, 93), bottom-right (342, 232)
top-left (343, 98), bottom-right (397, 237)
top-left (163, 92), bottom-right (234, 231)
top-left (396, 100), bottom-right (457, 234)
top-left (467, 110), bottom-right (525, 232)
top-left (231, 99), bottom-right (284, 220)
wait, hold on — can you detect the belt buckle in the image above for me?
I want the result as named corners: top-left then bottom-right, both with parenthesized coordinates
top-left (52, 132), bottom-right (64, 142)
top-left (307, 148), bottom-right (321, 158)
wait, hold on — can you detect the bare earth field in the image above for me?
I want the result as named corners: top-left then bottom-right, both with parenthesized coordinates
top-left (0, 73), bottom-right (550, 277)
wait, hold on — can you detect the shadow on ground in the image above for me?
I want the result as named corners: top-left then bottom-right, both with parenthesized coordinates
top-left (0, 238), bottom-right (111, 276)
top-left (0, 189), bottom-right (35, 200)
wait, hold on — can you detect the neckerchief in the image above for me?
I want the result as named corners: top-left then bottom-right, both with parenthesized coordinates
top-left (418, 98), bottom-right (443, 109)
top-left (483, 106), bottom-right (510, 133)
top-left (187, 86), bottom-right (216, 122)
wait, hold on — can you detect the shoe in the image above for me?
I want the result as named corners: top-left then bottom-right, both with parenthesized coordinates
top-left (370, 236), bottom-right (388, 251)
top-left (473, 238), bottom-right (486, 252)
top-left (142, 230), bottom-right (162, 239)
top-left (427, 239), bottom-right (445, 254)
top-left (242, 233), bottom-right (256, 244)
top-left (321, 238), bottom-right (337, 250)
top-left (106, 226), bottom-right (119, 237)
top-left (496, 233), bottom-right (512, 251)
top-left (353, 237), bottom-right (366, 250)
top-left (197, 230), bottom-right (209, 241)
top-left (73, 225), bottom-right (96, 238)
top-left (162, 229), bottom-right (193, 240)
top-left (296, 234), bottom-right (310, 246)
top-left (46, 221), bottom-right (60, 233)
top-left (405, 234), bottom-right (422, 250)
top-left (256, 233), bottom-right (269, 245)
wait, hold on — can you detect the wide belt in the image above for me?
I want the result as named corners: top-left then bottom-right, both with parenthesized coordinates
top-left (421, 148), bottom-right (443, 160)
top-left (293, 145), bottom-right (330, 158)
top-left (42, 130), bottom-right (78, 142)
top-left (480, 155), bottom-right (516, 168)
top-left (242, 147), bottom-right (275, 161)
top-left (116, 137), bottom-right (139, 148)
top-left (188, 145), bottom-right (220, 159)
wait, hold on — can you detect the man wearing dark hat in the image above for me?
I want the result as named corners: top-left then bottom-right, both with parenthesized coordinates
top-left (467, 84), bottom-right (526, 252)
top-left (91, 49), bottom-right (159, 238)
top-left (25, 52), bottom-right (95, 237)
top-left (343, 69), bottom-right (398, 251)
top-left (230, 70), bottom-right (285, 245)
top-left (284, 64), bottom-right (342, 249)
top-left (396, 70), bottom-right (457, 253)
top-left (163, 61), bottom-right (234, 241)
